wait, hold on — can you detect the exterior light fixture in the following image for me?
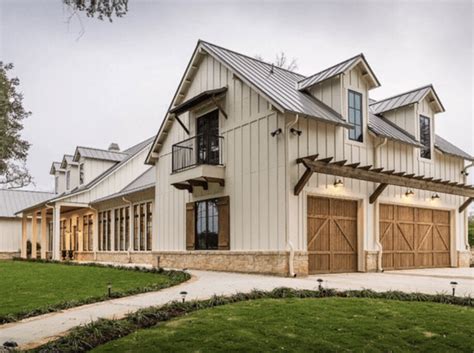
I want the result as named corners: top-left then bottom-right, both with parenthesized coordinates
top-left (431, 193), bottom-right (440, 200)
top-left (334, 179), bottom-right (343, 187)
top-left (107, 283), bottom-right (112, 297)
top-left (405, 190), bottom-right (414, 197)
top-left (290, 128), bottom-right (302, 136)
top-left (450, 281), bottom-right (458, 296)
top-left (180, 291), bottom-right (188, 303)
top-left (316, 278), bottom-right (324, 291)
top-left (271, 128), bottom-right (282, 137)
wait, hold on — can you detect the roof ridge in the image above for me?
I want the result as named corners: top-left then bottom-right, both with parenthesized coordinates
top-left (199, 39), bottom-right (306, 78)
top-left (370, 84), bottom-right (433, 106)
top-left (297, 53), bottom-right (363, 84)
top-left (0, 189), bottom-right (55, 194)
top-left (76, 146), bottom-right (129, 155)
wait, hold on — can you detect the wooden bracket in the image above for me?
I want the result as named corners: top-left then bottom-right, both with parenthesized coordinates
top-left (172, 182), bottom-right (193, 193)
top-left (188, 179), bottom-right (208, 190)
top-left (459, 198), bottom-right (473, 213)
top-left (173, 114), bottom-right (190, 135)
top-left (294, 156), bottom-right (319, 196)
top-left (211, 96), bottom-right (228, 119)
top-left (369, 183), bottom-right (388, 204)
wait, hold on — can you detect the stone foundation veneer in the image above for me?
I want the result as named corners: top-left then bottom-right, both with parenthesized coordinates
top-left (365, 251), bottom-right (379, 272)
top-left (152, 251), bottom-right (308, 276)
top-left (76, 251), bottom-right (154, 264)
top-left (0, 251), bottom-right (19, 260)
top-left (457, 251), bottom-right (471, 267)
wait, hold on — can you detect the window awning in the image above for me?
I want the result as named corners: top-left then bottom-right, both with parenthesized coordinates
top-left (295, 155), bottom-right (474, 213)
top-left (169, 87), bottom-right (228, 116)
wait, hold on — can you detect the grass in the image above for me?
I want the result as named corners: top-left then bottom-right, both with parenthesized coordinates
top-left (468, 218), bottom-right (474, 247)
top-left (92, 298), bottom-right (474, 353)
top-left (0, 260), bottom-right (188, 323)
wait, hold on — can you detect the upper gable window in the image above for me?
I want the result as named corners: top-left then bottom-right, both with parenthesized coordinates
top-left (66, 170), bottom-right (70, 190)
top-left (79, 163), bottom-right (85, 185)
top-left (419, 115), bottom-right (431, 159)
top-left (348, 90), bottom-right (363, 142)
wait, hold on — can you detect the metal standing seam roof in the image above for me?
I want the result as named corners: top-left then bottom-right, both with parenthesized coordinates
top-left (60, 155), bottom-right (78, 169)
top-left (199, 41), bottom-right (350, 127)
top-left (369, 85), bottom-right (443, 114)
top-left (368, 113), bottom-right (422, 147)
top-left (297, 54), bottom-right (380, 91)
top-left (435, 135), bottom-right (474, 161)
top-left (74, 146), bottom-right (128, 163)
top-left (0, 190), bottom-right (56, 218)
top-left (91, 166), bottom-right (156, 204)
top-left (50, 162), bottom-right (64, 175)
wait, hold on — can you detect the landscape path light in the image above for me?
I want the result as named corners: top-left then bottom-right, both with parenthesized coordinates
top-left (180, 291), bottom-right (188, 303)
top-left (450, 281), bottom-right (458, 296)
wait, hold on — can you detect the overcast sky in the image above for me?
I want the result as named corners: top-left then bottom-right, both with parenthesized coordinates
top-left (1, 0), bottom-right (473, 191)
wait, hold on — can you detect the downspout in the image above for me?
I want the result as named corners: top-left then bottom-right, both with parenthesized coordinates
top-left (285, 114), bottom-right (299, 277)
top-left (122, 197), bottom-right (133, 262)
top-left (374, 137), bottom-right (387, 272)
top-left (461, 161), bottom-right (473, 250)
top-left (89, 204), bottom-right (98, 261)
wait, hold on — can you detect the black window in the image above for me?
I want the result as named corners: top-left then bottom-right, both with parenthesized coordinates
top-left (66, 170), bottom-right (70, 190)
top-left (197, 110), bottom-right (220, 165)
top-left (348, 90), bottom-right (363, 142)
top-left (195, 199), bottom-right (219, 250)
top-left (419, 115), bottom-right (431, 159)
top-left (79, 164), bottom-right (84, 185)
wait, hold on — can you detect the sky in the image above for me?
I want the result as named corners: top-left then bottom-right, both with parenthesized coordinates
top-left (0, 0), bottom-right (473, 192)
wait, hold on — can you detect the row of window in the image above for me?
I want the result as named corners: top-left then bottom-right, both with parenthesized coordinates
top-left (98, 201), bottom-right (153, 252)
top-left (347, 90), bottom-right (431, 159)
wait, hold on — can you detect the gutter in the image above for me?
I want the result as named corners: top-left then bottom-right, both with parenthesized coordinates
top-left (285, 114), bottom-right (299, 277)
top-left (373, 137), bottom-right (387, 272)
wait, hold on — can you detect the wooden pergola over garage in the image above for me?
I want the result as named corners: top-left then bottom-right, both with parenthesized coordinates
top-left (296, 155), bottom-right (474, 273)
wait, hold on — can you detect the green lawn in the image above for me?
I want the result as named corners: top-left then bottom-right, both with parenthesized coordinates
top-left (0, 261), bottom-right (186, 320)
top-left (94, 298), bottom-right (474, 353)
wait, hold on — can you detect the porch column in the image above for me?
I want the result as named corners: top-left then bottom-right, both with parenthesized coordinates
top-left (129, 205), bottom-right (134, 252)
top-left (40, 208), bottom-right (48, 259)
top-left (21, 213), bottom-right (28, 258)
top-left (52, 204), bottom-right (61, 260)
top-left (78, 215), bottom-right (84, 253)
top-left (31, 211), bottom-right (38, 259)
top-left (93, 209), bottom-right (99, 260)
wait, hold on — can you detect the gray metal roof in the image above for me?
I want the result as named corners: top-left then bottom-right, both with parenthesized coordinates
top-left (60, 155), bottom-right (77, 169)
top-left (50, 162), bottom-right (64, 175)
top-left (368, 113), bottom-right (422, 147)
top-left (435, 135), bottom-right (474, 161)
top-left (297, 54), bottom-right (380, 91)
top-left (370, 85), bottom-right (444, 114)
top-left (74, 146), bottom-right (128, 163)
top-left (0, 190), bottom-right (56, 218)
top-left (200, 41), bottom-right (349, 127)
top-left (91, 167), bottom-right (155, 204)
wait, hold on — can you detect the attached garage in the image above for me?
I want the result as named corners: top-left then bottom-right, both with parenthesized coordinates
top-left (379, 204), bottom-right (451, 270)
top-left (307, 196), bottom-right (358, 274)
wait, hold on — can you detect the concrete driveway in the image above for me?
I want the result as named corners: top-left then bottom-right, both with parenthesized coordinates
top-left (0, 266), bottom-right (472, 349)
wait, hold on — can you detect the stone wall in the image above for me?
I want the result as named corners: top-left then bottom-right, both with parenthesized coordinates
top-left (365, 251), bottom-right (379, 272)
top-left (76, 251), bottom-right (154, 265)
top-left (457, 250), bottom-right (471, 267)
top-left (0, 251), bottom-right (19, 260)
top-left (153, 251), bottom-right (308, 276)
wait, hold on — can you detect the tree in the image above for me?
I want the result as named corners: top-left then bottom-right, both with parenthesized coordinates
top-left (63, 0), bottom-right (129, 22)
top-left (0, 62), bottom-right (32, 189)
top-left (254, 52), bottom-right (298, 71)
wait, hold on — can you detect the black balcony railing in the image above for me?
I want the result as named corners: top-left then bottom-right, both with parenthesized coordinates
top-left (172, 134), bottom-right (224, 173)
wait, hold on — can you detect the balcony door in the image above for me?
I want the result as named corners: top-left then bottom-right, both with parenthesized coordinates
top-left (197, 110), bottom-right (219, 165)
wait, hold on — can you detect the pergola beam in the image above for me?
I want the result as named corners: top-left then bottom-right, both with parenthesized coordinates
top-left (369, 183), bottom-right (388, 204)
top-left (294, 155), bottom-right (319, 195)
top-left (459, 198), bottom-right (473, 213)
top-left (296, 156), bottom-right (474, 198)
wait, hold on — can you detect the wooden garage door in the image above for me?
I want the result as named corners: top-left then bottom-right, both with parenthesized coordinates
top-left (307, 197), bottom-right (358, 274)
top-left (379, 204), bottom-right (451, 270)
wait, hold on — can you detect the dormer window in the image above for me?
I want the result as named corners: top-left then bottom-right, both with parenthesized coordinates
top-left (66, 170), bottom-right (70, 190)
top-left (348, 90), bottom-right (363, 142)
top-left (55, 176), bottom-right (58, 193)
top-left (419, 115), bottom-right (431, 159)
top-left (79, 163), bottom-right (84, 185)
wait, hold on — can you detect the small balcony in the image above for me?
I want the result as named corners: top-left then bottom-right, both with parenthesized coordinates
top-left (170, 134), bottom-right (225, 192)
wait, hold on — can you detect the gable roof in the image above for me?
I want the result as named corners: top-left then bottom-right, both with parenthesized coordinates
top-left (0, 190), bottom-right (55, 218)
top-left (146, 40), bottom-right (353, 164)
top-left (435, 135), bottom-right (474, 161)
top-left (91, 166), bottom-right (155, 204)
top-left (370, 84), bottom-right (445, 114)
top-left (368, 113), bottom-right (422, 147)
top-left (50, 162), bottom-right (64, 175)
top-left (73, 146), bottom-right (128, 163)
top-left (60, 155), bottom-right (77, 169)
top-left (297, 53), bottom-right (380, 91)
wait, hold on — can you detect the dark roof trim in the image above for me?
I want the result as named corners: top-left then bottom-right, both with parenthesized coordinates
top-left (169, 87), bottom-right (228, 115)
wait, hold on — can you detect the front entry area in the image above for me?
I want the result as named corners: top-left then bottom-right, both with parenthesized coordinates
top-left (307, 196), bottom-right (358, 274)
top-left (379, 204), bottom-right (451, 270)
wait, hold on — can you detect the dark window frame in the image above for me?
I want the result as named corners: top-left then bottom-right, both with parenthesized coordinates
top-left (348, 90), bottom-right (364, 142)
top-left (419, 115), bottom-right (432, 159)
top-left (195, 198), bottom-right (219, 250)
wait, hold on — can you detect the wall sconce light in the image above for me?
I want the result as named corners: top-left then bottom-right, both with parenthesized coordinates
top-left (271, 128), bottom-right (282, 137)
top-left (450, 281), bottom-right (458, 296)
top-left (290, 128), bottom-right (302, 136)
top-left (405, 189), bottom-right (414, 197)
top-left (334, 179), bottom-right (344, 187)
top-left (461, 170), bottom-right (469, 177)
top-left (431, 193), bottom-right (440, 200)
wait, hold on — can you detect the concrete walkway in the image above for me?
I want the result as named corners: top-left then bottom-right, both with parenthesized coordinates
top-left (1, 267), bottom-right (472, 349)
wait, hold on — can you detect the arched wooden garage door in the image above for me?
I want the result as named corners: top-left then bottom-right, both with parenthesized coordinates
top-left (379, 204), bottom-right (451, 270)
top-left (307, 196), bottom-right (358, 274)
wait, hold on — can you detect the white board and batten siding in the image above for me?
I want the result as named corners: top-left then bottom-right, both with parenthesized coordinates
top-left (62, 147), bottom-right (151, 204)
top-left (155, 53), bottom-right (288, 251)
top-left (79, 158), bottom-right (117, 186)
top-left (0, 217), bottom-right (38, 252)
